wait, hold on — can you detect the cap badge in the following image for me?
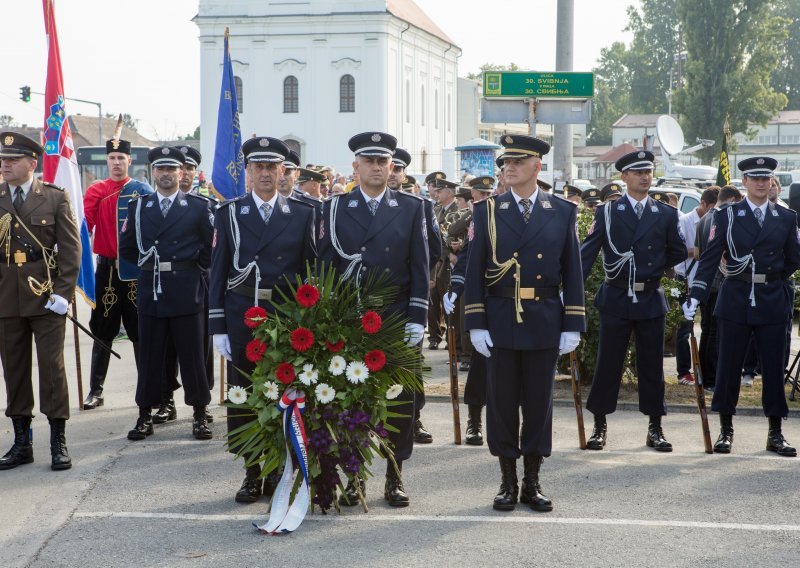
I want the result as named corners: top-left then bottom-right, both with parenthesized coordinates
top-left (259, 139), bottom-right (269, 147)
top-left (590, 190), bottom-right (597, 196)
top-left (4, 135), bottom-right (13, 145)
top-left (483, 178), bottom-right (491, 184)
top-left (180, 146), bottom-right (188, 153)
top-left (371, 134), bottom-right (381, 142)
top-left (638, 152), bottom-right (646, 159)
top-left (757, 158), bottom-right (764, 165)
top-left (505, 136), bottom-right (513, 144)
top-left (111, 140), bottom-right (120, 149)
top-left (161, 148), bottom-right (170, 155)
top-left (436, 173), bottom-right (444, 179)
top-left (612, 184), bottom-right (619, 190)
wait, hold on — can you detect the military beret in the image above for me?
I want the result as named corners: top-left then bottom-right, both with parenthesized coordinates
top-left (177, 145), bottom-right (201, 167)
top-left (738, 156), bottom-right (778, 177)
top-left (106, 138), bottom-right (131, 155)
top-left (0, 131), bottom-right (44, 159)
top-left (599, 182), bottom-right (623, 201)
top-left (348, 131), bottom-right (397, 158)
top-left (242, 136), bottom-right (289, 164)
top-left (148, 146), bottom-right (185, 167)
top-left (392, 147), bottom-right (412, 168)
top-left (497, 134), bottom-right (551, 163)
top-left (425, 171), bottom-right (446, 185)
top-left (615, 150), bottom-right (655, 172)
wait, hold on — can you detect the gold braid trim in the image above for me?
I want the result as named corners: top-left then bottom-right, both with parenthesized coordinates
top-left (0, 213), bottom-right (12, 264)
top-left (484, 198), bottom-right (523, 323)
top-left (102, 266), bottom-right (118, 317)
top-left (127, 280), bottom-right (138, 309)
top-left (12, 213), bottom-right (57, 298)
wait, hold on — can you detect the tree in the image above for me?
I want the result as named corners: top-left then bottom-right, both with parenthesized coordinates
top-left (0, 115), bottom-right (15, 128)
top-left (587, 42), bottom-right (631, 145)
top-left (770, 0), bottom-right (800, 110)
top-left (465, 62), bottom-right (520, 83)
top-left (104, 112), bottom-right (139, 130)
top-left (178, 125), bottom-right (200, 141)
top-left (674, 0), bottom-right (788, 161)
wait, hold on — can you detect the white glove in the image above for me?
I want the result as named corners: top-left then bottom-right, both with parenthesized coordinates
top-left (558, 331), bottom-right (581, 355)
top-left (213, 334), bottom-right (233, 361)
top-left (470, 329), bottom-right (493, 358)
top-left (45, 294), bottom-right (69, 315)
top-left (443, 291), bottom-right (458, 315)
top-left (682, 298), bottom-right (699, 321)
top-left (404, 323), bottom-right (425, 346)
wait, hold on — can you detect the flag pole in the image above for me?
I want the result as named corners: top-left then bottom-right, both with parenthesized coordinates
top-left (71, 298), bottom-right (85, 410)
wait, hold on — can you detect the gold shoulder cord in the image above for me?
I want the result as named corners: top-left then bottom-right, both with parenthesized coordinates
top-left (484, 198), bottom-right (523, 323)
top-left (0, 213), bottom-right (12, 262)
top-left (10, 213), bottom-right (58, 297)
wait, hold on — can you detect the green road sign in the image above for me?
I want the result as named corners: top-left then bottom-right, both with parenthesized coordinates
top-left (483, 71), bottom-right (594, 98)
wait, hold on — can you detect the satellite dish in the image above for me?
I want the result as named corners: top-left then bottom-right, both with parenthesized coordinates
top-left (656, 115), bottom-right (685, 156)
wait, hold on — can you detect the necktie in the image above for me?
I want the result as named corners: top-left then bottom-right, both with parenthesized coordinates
top-left (635, 202), bottom-right (643, 220)
top-left (368, 198), bottom-right (379, 216)
top-left (13, 186), bottom-right (24, 212)
top-left (520, 198), bottom-right (531, 223)
top-left (754, 207), bottom-right (763, 227)
top-left (161, 197), bottom-right (170, 218)
top-left (261, 203), bottom-right (272, 224)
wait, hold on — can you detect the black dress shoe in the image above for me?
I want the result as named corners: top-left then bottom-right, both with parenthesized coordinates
top-left (465, 405), bottom-right (484, 446)
top-left (519, 455), bottom-right (552, 512)
top-left (152, 399), bottom-right (177, 424)
top-left (192, 412), bottom-right (213, 441)
top-left (338, 477), bottom-right (366, 507)
top-left (458, 361), bottom-right (470, 372)
top-left (384, 470), bottom-right (409, 507)
top-left (83, 392), bottom-right (104, 410)
top-left (586, 415), bottom-right (607, 450)
top-left (236, 468), bottom-right (262, 503)
top-left (49, 419), bottom-right (72, 471)
top-left (0, 418), bottom-right (33, 470)
top-left (646, 416), bottom-right (673, 452)
top-left (127, 416), bottom-right (154, 441)
top-left (493, 457), bottom-right (518, 511)
top-left (427, 340), bottom-right (439, 350)
top-left (767, 417), bottom-right (797, 457)
top-left (714, 414), bottom-right (733, 454)
top-left (414, 419), bottom-right (433, 444)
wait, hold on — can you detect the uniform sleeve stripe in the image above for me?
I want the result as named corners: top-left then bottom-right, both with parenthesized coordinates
top-left (464, 303), bottom-right (484, 310)
top-left (209, 314), bottom-right (225, 319)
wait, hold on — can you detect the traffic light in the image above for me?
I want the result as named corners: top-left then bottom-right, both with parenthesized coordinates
top-left (20, 86), bottom-right (31, 102)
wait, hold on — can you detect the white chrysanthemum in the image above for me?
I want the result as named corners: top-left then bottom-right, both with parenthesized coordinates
top-left (670, 287), bottom-right (681, 298)
top-left (262, 382), bottom-right (280, 401)
top-left (328, 355), bottom-right (346, 376)
top-left (298, 367), bottom-right (319, 386)
top-left (386, 384), bottom-right (403, 400)
top-left (227, 385), bottom-right (248, 405)
top-left (315, 383), bottom-right (336, 404)
top-left (345, 361), bottom-right (370, 384)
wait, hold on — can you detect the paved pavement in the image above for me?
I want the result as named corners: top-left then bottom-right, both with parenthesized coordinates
top-left (1, 303), bottom-right (799, 567)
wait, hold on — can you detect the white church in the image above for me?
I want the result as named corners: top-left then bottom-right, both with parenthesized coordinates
top-left (195, 0), bottom-right (460, 176)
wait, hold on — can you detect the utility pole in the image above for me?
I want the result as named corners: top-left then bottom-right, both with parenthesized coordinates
top-left (554, 0), bottom-right (574, 185)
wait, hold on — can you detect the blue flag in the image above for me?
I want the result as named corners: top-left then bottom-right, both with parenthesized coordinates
top-left (211, 28), bottom-right (245, 200)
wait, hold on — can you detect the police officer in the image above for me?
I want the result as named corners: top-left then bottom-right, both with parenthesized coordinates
top-left (210, 136), bottom-right (316, 502)
top-left (465, 135), bottom-right (585, 512)
top-left (0, 132), bottom-right (81, 471)
top-left (599, 182), bottom-right (623, 203)
top-left (684, 157), bottom-right (799, 456)
top-left (82, 138), bottom-right (153, 410)
top-left (319, 131), bottom-right (429, 507)
top-left (119, 146), bottom-right (214, 442)
top-left (581, 150), bottom-right (687, 452)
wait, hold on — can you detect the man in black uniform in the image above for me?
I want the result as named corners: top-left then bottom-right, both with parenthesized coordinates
top-left (319, 132), bottom-right (429, 507)
top-left (210, 136), bottom-right (317, 502)
top-left (684, 157), bottom-right (799, 456)
top-left (277, 150), bottom-right (300, 198)
top-left (119, 146), bottom-right (214, 442)
top-left (599, 182), bottom-right (623, 203)
top-left (294, 167), bottom-right (326, 216)
top-left (465, 135), bottom-right (585, 512)
top-left (580, 150), bottom-right (686, 451)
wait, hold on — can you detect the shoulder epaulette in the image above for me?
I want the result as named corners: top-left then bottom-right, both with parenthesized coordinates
top-left (216, 194), bottom-right (247, 208)
top-left (41, 181), bottom-right (65, 191)
top-left (552, 193), bottom-right (578, 206)
top-left (288, 195), bottom-right (315, 207)
top-left (398, 191), bottom-right (423, 200)
top-left (324, 193), bottom-right (346, 202)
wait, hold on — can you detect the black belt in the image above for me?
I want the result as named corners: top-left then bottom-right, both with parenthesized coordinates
top-left (140, 261), bottom-right (197, 272)
top-left (727, 272), bottom-right (780, 284)
top-left (488, 285), bottom-right (559, 300)
top-left (231, 284), bottom-right (282, 301)
top-left (97, 255), bottom-right (116, 267)
top-left (605, 278), bottom-right (660, 292)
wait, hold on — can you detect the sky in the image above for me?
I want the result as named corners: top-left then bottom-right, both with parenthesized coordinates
top-left (2, 0), bottom-right (636, 140)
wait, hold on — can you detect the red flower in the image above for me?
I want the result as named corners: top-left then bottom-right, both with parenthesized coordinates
top-left (364, 349), bottom-right (387, 372)
top-left (276, 363), bottom-right (296, 385)
top-left (245, 339), bottom-right (267, 363)
top-left (244, 306), bottom-right (268, 329)
top-left (290, 327), bottom-right (315, 352)
top-left (326, 339), bottom-right (344, 352)
top-left (296, 284), bottom-right (320, 308)
top-left (361, 311), bottom-right (382, 334)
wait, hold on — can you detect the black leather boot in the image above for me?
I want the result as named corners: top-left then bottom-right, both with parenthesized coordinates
top-left (384, 461), bottom-right (409, 507)
top-left (84, 340), bottom-right (112, 409)
top-left (0, 418), bottom-right (34, 470)
top-left (465, 405), bottom-right (484, 446)
top-left (152, 397), bottom-right (177, 424)
top-left (131, 340), bottom-right (141, 370)
top-left (586, 414), bottom-right (607, 450)
top-left (493, 457), bottom-right (518, 511)
top-left (339, 476), bottom-right (366, 507)
top-left (520, 455), bottom-right (552, 512)
top-left (766, 416), bottom-right (797, 457)
top-left (414, 411), bottom-right (433, 444)
top-left (192, 406), bottom-right (212, 440)
top-left (235, 465), bottom-right (262, 503)
top-left (714, 414), bottom-right (734, 454)
top-left (127, 407), bottom-right (154, 441)
top-left (646, 415), bottom-right (673, 452)
top-left (49, 418), bottom-right (72, 470)
top-left (262, 470), bottom-right (280, 497)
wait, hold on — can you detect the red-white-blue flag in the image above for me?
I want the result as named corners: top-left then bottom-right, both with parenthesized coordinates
top-left (42, 0), bottom-right (95, 306)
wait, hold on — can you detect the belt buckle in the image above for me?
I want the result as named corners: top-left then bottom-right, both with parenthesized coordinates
top-left (519, 287), bottom-right (535, 300)
top-left (158, 261), bottom-right (172, 271)
top-left (13, 251), bottom-right (27, 265)
top-left (753, 274), bottom-right (766, 284)
top-left (633, 282), bottom-right (645, 292)
top-left (257, 289), bottom-right (272, 301)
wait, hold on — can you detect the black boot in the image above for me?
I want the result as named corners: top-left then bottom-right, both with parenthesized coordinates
top-left (152, 397), bottom-right (177, 424)
top-left (766, 416), bottom-right (797, 457)
top-left (465, 405), bottom-right (484, 446)
top-left (384, 461), bottom-right (409, 507)
top-left (84, 340), bottom-right (112, 409)
top-left (0, 418), bottom-right (34, 470)
top-left (192, 406), bottom-right (212, 440)
top-left (263, 470), bottom-right (280, 497)
top-left (131, 340), bottom-right (141, 370)
top-left (235, 465), bottom-right (262, 503)
top-left (127, 407), bottom-right (154, 441)
top-left (520, 455), bottom-right (552, 512)
top-left (646, 415), bottom-right (673, 452)
top-left (48, 418), bottom-right (72, 470)
top-left (338, 476), bottom-right (366, 507)
top-left (413, 412), bottom-right (433, 444)
top-left (586, 414), bottom-right (607, 450)
top-left (714, 414), bottom-right (734, 454)
top-left (493, 457), bottom-right (518, 511)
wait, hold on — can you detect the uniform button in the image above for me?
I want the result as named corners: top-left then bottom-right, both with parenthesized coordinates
top-left (536, 275), bottom-right (542, 280)
top-left (535, 296), bottom-right (540, 301)
top-left (41, 220), bottom-right (46, 225)
top-left (767, 266), bottom-right (772, 271)
top-left (154, 240), bottom-right (159, 244)
top-left (173, 240), bottom-right (178, 244)
top-left (647, 246), bottom-right (652, 250)
top-left (361, 246), bottom-right (367, 252)
top-left (277, 256), bottom-right (282, 261)
top-left (648, 262), bottom-right (652, 266)
top-left (769, 251), bottom-right (774, 255)
top-left (513, 252), bottom-right (519, 258)
top-left (384, 268), bottom-right (390, 273)
top-left (172, 256), bottom-right (177, 259)
top-left (537, 253), bottom-right (543, 259)
top-left (385, 247), bottom-right (390, 252)
top-left (254, 255), bottom-right (259, 260)
top-left (513, 273), bottom-right (518, 279)
top-left (14, 223), bottom-right (19, 228)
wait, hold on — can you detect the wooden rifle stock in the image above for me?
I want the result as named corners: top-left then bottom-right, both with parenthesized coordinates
top-left (569, 350), bottom-right (586, 449)
top-left (446, 281), bottom-right (462, 444)
top-left (690, 331), bottom-right (713, 454)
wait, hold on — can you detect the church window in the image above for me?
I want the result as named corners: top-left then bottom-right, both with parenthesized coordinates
top-left (340, 75), bottom-right (355, 113)
top-left (284, 76), bottom-right (299, 113)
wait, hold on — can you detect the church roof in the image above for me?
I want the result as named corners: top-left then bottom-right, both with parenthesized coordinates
top-left (387, 0), bottom-right (456, 45)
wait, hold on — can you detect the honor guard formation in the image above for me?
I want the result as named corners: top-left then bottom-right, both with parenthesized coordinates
top-left (1, 127), bottom-right (797, 515)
